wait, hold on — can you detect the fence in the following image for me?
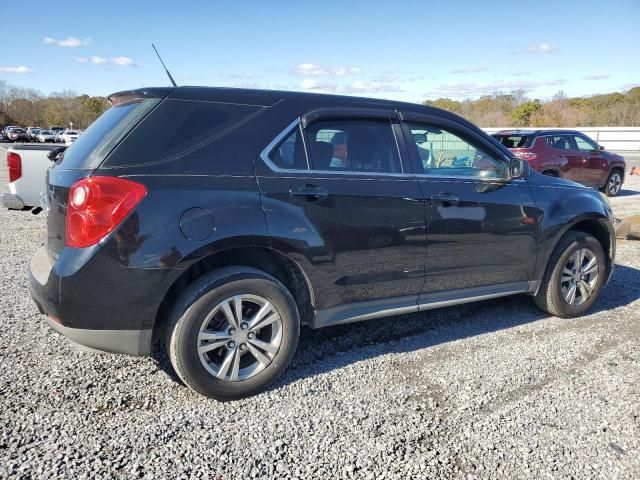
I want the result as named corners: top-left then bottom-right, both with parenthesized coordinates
top-left (482, 127), bottom-right (640, 153)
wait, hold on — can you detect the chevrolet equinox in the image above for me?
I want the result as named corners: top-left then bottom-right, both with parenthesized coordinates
top-left (29, 87), bottom-right (616, 400)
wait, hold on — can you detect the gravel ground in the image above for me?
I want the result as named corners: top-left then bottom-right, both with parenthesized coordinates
top-left (0, 155), bottom-right (639, 479)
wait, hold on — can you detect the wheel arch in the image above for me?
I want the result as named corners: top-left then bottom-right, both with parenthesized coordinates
top-left (152, 245), bottom-right (315, 343)
top-left (536, 215), bottom-right (615, 289)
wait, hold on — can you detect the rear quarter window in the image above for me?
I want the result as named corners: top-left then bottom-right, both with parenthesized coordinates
top-left (56, 98), bottom-right (160, 170)
top-left (104, 99), bottom-right (263, 167)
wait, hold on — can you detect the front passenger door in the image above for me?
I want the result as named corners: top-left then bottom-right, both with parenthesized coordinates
top-left (401, 113), bottom-right (539, 297)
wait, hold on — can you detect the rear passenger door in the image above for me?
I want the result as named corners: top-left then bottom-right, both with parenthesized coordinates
top-left (400, 112), bottom-right (539, 297)
top-left (256, 109), bottom-right (427, 313)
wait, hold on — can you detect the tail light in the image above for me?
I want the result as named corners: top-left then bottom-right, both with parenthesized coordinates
top-left (513, 151), bottom-right (537, 161)
top-left (7, 152), bottom-right (22, 182)
top-left (66, 176), bottom-right (147, 248)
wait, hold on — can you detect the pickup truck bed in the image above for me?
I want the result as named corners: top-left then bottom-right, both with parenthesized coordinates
top-left (2, 144), bottom-right (59, 209)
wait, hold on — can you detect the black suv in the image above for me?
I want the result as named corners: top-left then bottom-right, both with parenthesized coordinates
top-left (29, 87), bottom-right (615, 400)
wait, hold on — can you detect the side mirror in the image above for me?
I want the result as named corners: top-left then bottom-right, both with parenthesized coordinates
top-left (509, 157), bottom-right (524, 179)
top-left (598, 145), bottom-right (605, 151)
top-left (412, 133), bottom-right (427, 144)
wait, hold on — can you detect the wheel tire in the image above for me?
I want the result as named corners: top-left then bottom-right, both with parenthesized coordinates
top-left (167, 267), bottom-right (300, 400)
top-left (602, 170), bottom-right (623, 197)
top-left (533, 231), bottom-right (606, 318)
top-left (542, 170), bottom-right (557, 177)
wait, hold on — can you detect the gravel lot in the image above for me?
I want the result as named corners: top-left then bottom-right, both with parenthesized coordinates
top-left (1, 150), bottom-right (640, 479)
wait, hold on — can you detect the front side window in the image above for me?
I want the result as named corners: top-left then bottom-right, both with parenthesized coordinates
top-left (305, 119), bottom-right (401, 174)
top-left (574, 135), bottom-right (598, 151)
top-left (407, 122), bottom-right (507, 179)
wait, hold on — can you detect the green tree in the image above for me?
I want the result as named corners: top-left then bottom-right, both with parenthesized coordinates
top-left (511, 100), bottom-right (542, 126)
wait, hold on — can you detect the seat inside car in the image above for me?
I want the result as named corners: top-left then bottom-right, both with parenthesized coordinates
top-left (310, 141), bottom-right (334, 170)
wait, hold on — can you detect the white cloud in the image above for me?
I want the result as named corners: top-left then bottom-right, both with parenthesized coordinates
top-left (75, 57), bottom-right (88, 63)
top-left (90, 56), bottom-right (108, 65)
top-left (525, 43), bottom-right (559, 54)
top-left (451, 66), bottom-right (487, 74)
top-left (0, 66), bottom-right (33, 74)
top-left (112, 56), bottom-right (137, 67)
top-left (299, 79), bottom-right (403, 94)
top-left (372, 74), bottom-right (400, 82)
top-left (44, 36), bottom-right (92, 47)
top-left (426, 79), bottom-right (567, 98)
top-left (511, 71), bottom-right (531, 76)
top-left (294, 63), bottom-right (361, 77)
top-left (584, 74), bottom-right (610, 80)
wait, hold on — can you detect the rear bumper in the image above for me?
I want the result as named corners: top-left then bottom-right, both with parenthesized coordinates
top-left (28, 245), bottom-right (165, 356)
top-left (43, 315), bottom-right (152, 355)
top-left (2, 193), bottom-right (25, 210)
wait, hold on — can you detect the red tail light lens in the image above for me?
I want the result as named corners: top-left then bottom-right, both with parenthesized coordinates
top-left (7, 152), bottom-right (22, 183)
top-left (66, 176), bottom-right (147, 248)
top-left (513, 151), bottom-right (537, 161)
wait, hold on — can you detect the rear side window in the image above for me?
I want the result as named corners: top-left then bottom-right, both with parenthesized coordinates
top-left (305, 119), bottom-right (401, 173)
top-left (268, 125), bottom-right (308, 170)
top-left (545, 135), bottom-right (575, 151)
top-left (58, 98), bottom-right (160, 170)
top-left (105, 99), bottom-right (262, 167)
top-left (492, 134), bottom-right (532, 148)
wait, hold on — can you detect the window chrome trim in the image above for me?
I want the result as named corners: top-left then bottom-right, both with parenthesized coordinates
top-left (260, 116), bottom-right (409, 178)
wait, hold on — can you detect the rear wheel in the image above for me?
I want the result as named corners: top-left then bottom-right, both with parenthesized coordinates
top-left (167, 267), bottom-right (300, 400)
top-left (533, 231), bottom-right (605, 318)
top-left (602, 170), bottom-right (623, 197)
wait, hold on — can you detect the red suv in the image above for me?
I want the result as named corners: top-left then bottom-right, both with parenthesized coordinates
top-left (492, 130), bottom-right (626, 196)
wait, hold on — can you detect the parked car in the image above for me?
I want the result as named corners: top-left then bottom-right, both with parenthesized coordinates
top-left (36, 129), bottom-right (57, 143)
top-left (7, 128), bottom-right (30, 142)
top-left (26, 127), bottom-right (41, 141)
top-left (29, 87), bottom-right (616, 400)
top-left (2, 144), bottom-right (63, 209)
top-left (59, 130), bottom-right (80, 144)
top-left (492, 129), bottom-right (626, 196)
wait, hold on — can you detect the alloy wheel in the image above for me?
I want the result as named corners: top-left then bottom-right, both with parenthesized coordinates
top-left (560, 248), bottom-right (599, 306)
top-left (197, 295), bottom-right (282, 381)
top-left (608, 173), bottom-right (622, 196)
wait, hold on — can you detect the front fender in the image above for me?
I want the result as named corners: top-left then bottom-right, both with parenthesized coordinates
top-left (528, 180), bottom-right (614, 283)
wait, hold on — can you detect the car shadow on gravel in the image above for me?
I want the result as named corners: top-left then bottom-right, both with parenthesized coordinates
top-left (151, 264), bottom-right (640, 393)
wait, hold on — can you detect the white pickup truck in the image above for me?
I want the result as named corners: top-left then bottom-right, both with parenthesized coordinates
top-left (2, 144), bottom-right (63, 210)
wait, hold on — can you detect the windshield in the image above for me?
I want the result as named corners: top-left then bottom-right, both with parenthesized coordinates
top-left (57, 98), bottom-right (160, 170)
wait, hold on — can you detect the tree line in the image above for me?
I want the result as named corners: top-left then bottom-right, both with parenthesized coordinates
top-left (423, 87), bottom-right (640, 127)
top-left (0, 80), bottom-right (109, 130)
top-left (2, 79), bottom-right (640, 130)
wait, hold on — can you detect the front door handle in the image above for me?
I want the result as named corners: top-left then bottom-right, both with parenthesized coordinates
top-left (428, 193), bottom-right (460, 206)
top-left (290, 184), bottom-right (329, 201)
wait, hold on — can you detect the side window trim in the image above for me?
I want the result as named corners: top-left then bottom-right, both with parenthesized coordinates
top-left (260, 118), bottom-right (310, 173)
top-left (261, 112), bottom-right (414, 177)
top-left (399, 112), bottom-right (510, 181)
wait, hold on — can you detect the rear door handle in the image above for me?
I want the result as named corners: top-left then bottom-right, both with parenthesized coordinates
top-left (290, 184), bottom-right (329, 201)
top-left (428, 193), bottom-right (460, 206)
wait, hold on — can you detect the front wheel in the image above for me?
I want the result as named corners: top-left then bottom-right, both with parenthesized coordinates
top-left (533, 232), bottom-right (606, 318)
top-left (167, 267), bottom-right (300, 400)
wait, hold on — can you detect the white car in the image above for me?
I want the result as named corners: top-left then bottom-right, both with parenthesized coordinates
top-left (36, 130), bottom-right (57, 143)
top-left (59, 130), bottom-right (80, 144)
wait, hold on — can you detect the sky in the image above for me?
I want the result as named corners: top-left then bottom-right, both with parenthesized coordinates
top-left (1, 0), bottom-right (639, 103)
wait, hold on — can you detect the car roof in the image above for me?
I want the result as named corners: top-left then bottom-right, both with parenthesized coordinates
top-left (108, 85), bottom-right (467, 121)
top-left (494, 129), bottom-right (583, 136)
